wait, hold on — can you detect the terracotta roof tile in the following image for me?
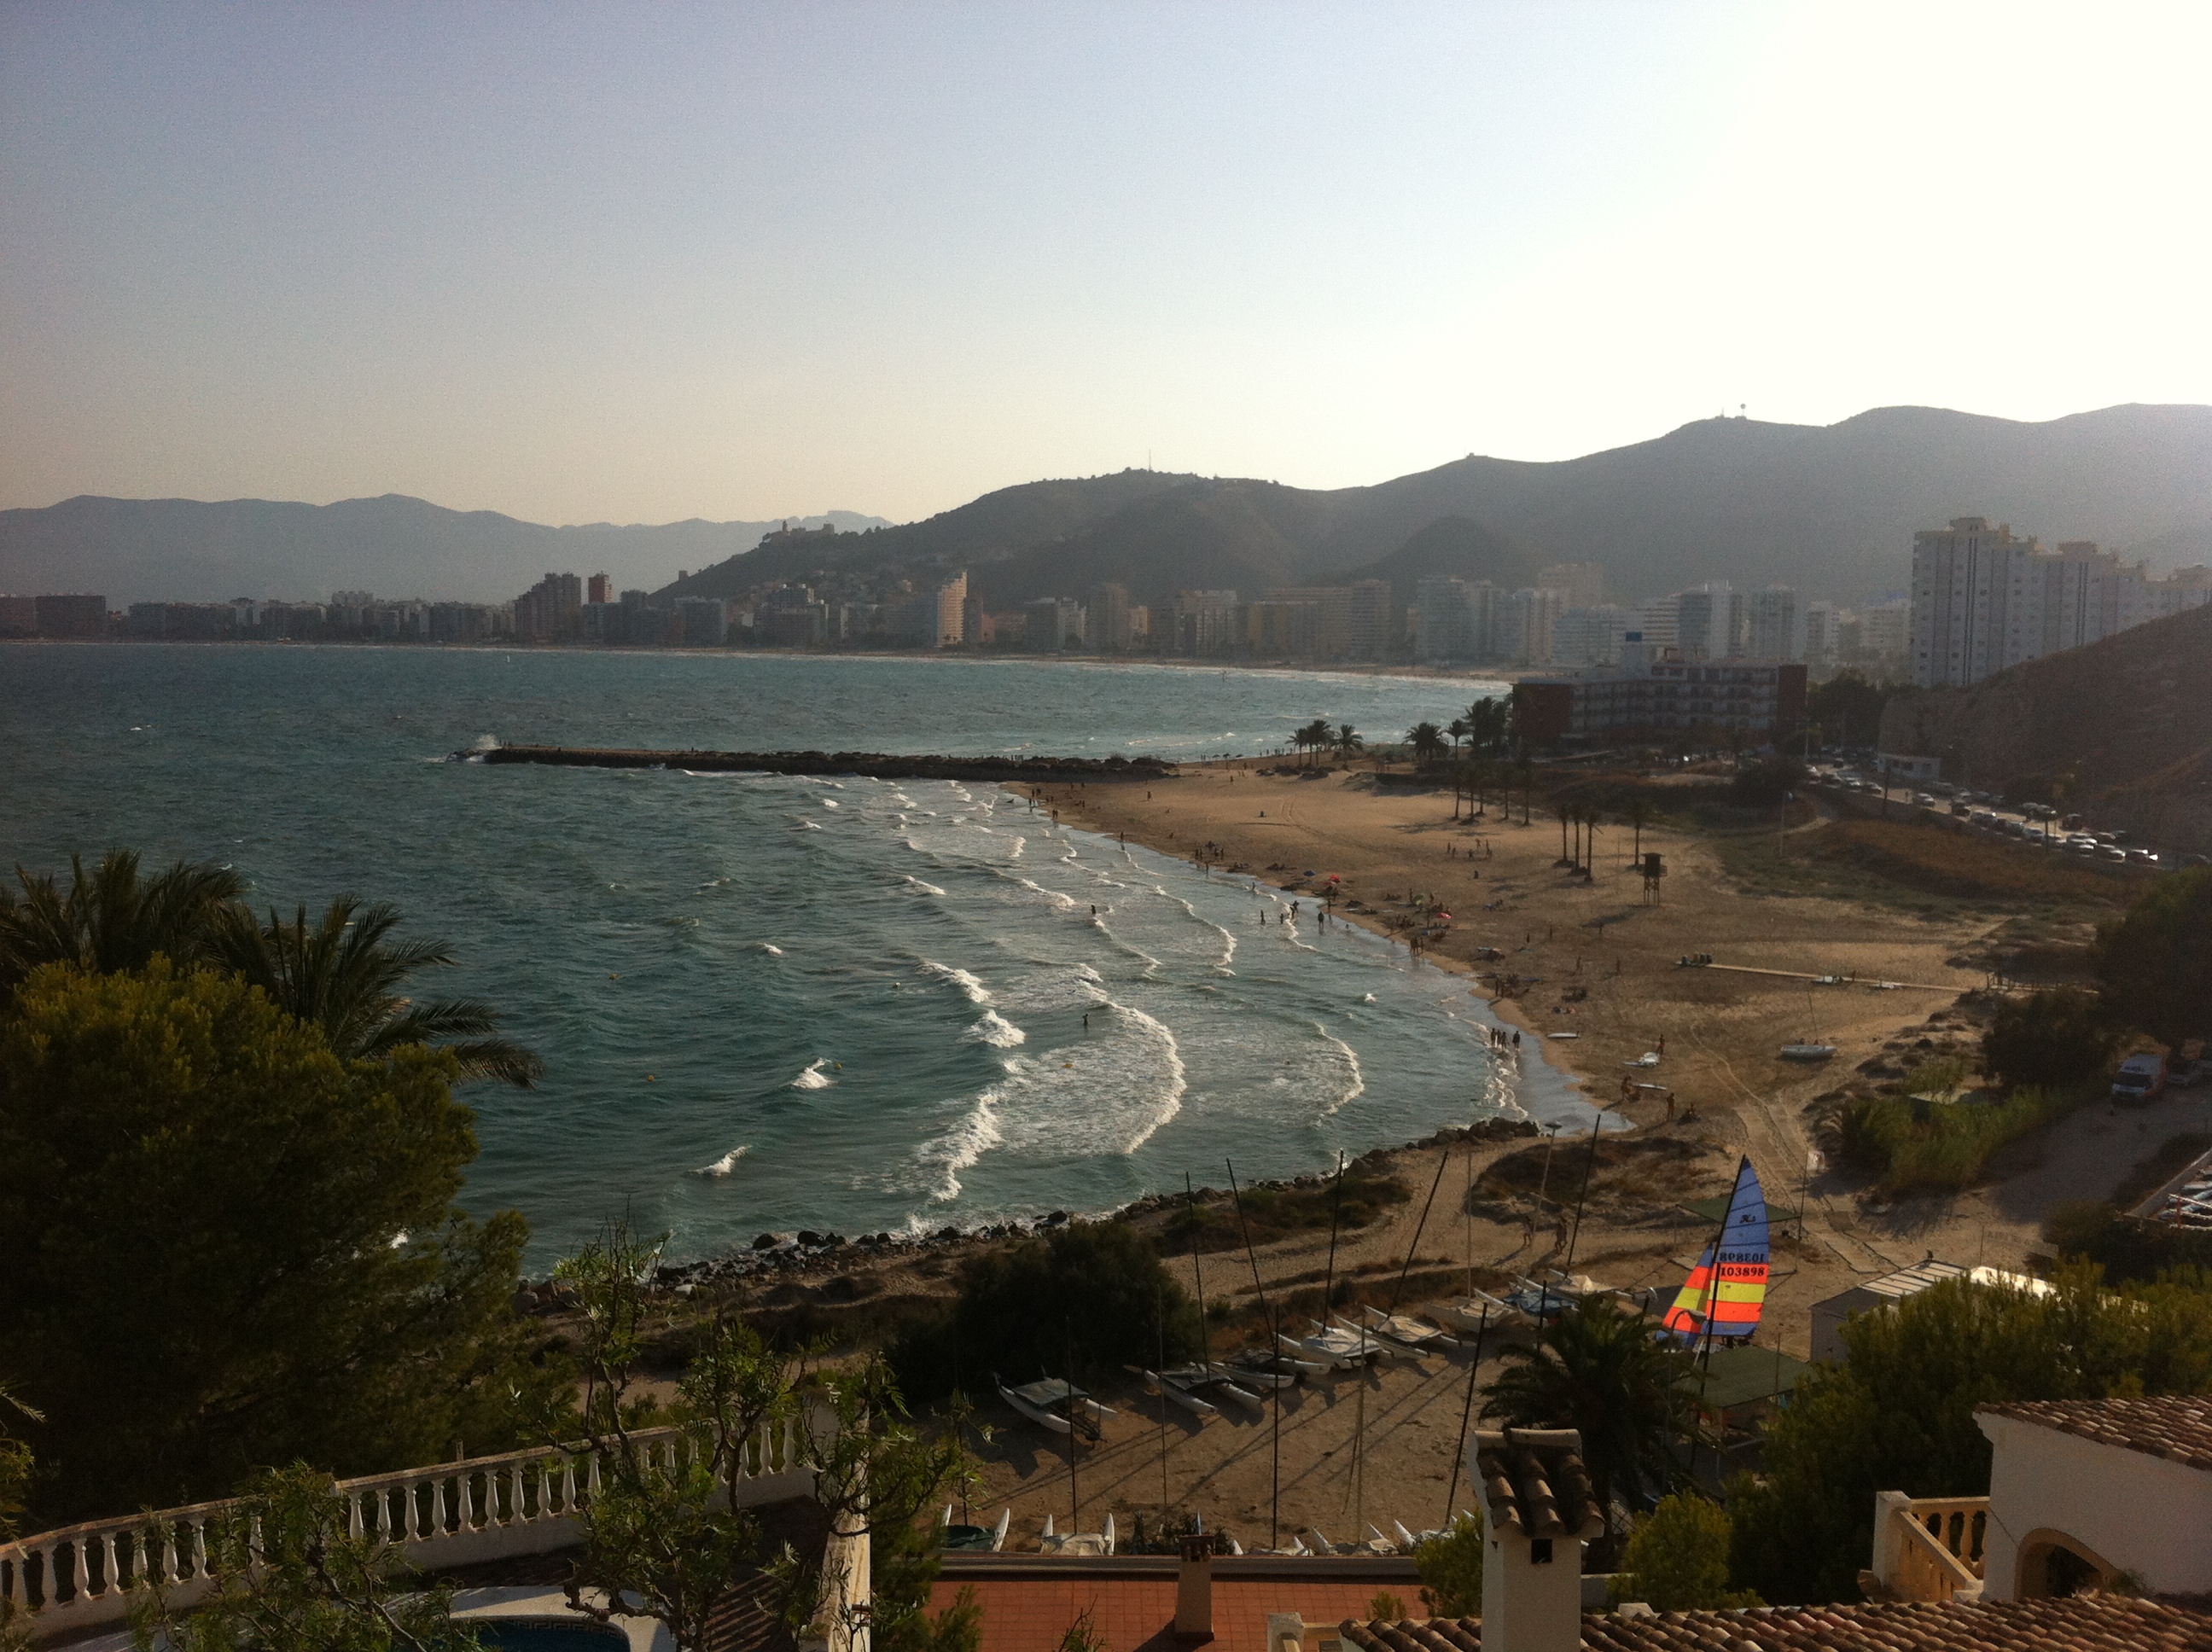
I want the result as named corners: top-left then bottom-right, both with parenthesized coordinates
top-left (1338, 1596), bottom-right (2212, 1651)
top-left (1470, 1428), bottom-right (1605, 1542)
top-left (1978, 1396), bottom-right (2212, 1471)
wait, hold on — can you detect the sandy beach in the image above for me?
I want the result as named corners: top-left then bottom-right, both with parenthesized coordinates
top-left (626, 756), bottom-right (2196, 1555)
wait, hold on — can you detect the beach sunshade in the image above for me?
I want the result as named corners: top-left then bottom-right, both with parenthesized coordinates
top-left (1662, 1156), bottom-right (1769, 1343)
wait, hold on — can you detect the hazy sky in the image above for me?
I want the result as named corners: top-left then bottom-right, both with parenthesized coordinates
top-left (6, 3), bottom-right (2210, 525)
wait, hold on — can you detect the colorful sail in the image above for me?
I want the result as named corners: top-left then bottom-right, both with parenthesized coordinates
top-left (1662, 1158), bottom-right (1770, 1342)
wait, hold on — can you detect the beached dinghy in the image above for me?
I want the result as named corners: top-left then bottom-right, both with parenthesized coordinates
top-left (1354, 1305), bottom-right (1463, 1352)
top-left (1302, 1319), bottom-right (1412, 1366)
top-left (1423, 1289), bottom-right (1520, 1334)
top-left (1278, 1330), bottom-right (1365, 1371)
top-left (1779, 1041), bottom-right (1838, 1061)
top-left (1167, 1364), bottom-right (1265, 1411)
top-left (996, 1375), bottom-right (1116, 1440)
top-left (1138, 1367), bottom-right (1218, 1417)
top-left (1213, 1356), bottom-right (1299, 1391)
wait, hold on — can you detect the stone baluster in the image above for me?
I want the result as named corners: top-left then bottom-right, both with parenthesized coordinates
top-left (509, 1462), bottom-right (527, 1526)
top-left (191, 1517), bottom-right (208, 1583)
top-left (561, 1455), bottom-right (578, 1514)
top-left (71, 1535), bottom-right (91, 1603)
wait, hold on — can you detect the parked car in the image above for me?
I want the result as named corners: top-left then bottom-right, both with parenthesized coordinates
top-left (2113, 1053), bottom-right (2169, 1102)
top-left (1912, 792), bottom-right (1936, 807)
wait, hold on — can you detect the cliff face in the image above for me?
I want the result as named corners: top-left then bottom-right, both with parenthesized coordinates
top-left (1879, 602), bottom-right (2212, 852)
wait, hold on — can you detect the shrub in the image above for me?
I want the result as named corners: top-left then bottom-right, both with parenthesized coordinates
top-left (1982, 990), bottom-right (2116, 1093)
top-left (1610, 1493), bottom-right (1761, 1611)
top-left (2092, 866), bottom-right (2212, 1050)
top-left (889, 1222), bottom-right (1201, 1403)
top-left (2046, 1203), bottom-right (2212, 1283)
top-left (1415, 1513), bottom-right (1483, 1616)
top-left (1729, 756), bottom-right (1805, 808)
top-left (1837, 1085), bottom-right (2081, 1195)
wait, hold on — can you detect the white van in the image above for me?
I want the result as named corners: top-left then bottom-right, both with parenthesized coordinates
top-left (2112, 1053), bottom-right (2168, 1102)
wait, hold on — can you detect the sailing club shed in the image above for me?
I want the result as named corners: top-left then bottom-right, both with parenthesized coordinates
top-left (1811, 1259), bottom-right (1966, 1362)
top-left (1811, 1259), bottom-right (2054, 1364)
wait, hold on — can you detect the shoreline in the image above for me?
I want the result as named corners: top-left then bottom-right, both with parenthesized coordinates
top-left (2, 635), bottom-right (1527, 687)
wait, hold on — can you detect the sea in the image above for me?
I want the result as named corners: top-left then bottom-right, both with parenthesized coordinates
top-left (0, 643), bottom-right (1596, 1267)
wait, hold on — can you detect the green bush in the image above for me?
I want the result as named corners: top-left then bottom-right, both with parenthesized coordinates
top-left (1837, 1085), bottom-right (2081, 1195)
top-left (1729, 756), bottom-right (1805, 808)
top-left (1610, 1493), bottom-right (1761, 1611)
top-left (1414, 1513), bottom-right (1483, 1616)
top-left (888, 1222), bottom-right (1201, 1404)
top-left (1982, 990), bottom-right (2116, 1093)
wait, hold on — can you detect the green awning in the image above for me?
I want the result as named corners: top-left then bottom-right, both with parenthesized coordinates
top-left (1681, 1344), bottom-right (1813, 1411)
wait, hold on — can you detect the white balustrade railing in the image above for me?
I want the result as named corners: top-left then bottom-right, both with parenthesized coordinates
top-left (1, 1418), bottom-right (815, 1643)
top-left (1869, 1490), bottom-right (1988, 1604)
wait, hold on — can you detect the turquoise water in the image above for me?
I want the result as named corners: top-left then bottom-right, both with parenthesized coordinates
top-left (0, 644), bottom-right (1591, 1266)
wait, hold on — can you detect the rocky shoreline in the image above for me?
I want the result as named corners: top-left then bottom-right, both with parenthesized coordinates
top-left (515, 1117), bottom-right (1544, 1312)
top-left (461, 744), bottom-right (1177, 782)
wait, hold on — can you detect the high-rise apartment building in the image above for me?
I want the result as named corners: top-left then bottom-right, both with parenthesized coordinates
top-left (1551, 605), bottom-right (1634, 666)
top-left (512, 572), bottom-right (582, 643)
top-left (1502, 587), bottom-right (1567, 666)
top-left (1749, 586), bottom-right (1797, 661)
top-left (586, 573), bottom-right (613, 605)
top-left (1087, 583), bottom-right (1132, 652)
top-left (1413, 577), bottom-right (1499, 662)
top-left (932, 573), bottom-right (968, 647)
top-left (1910, 516), bottom-right (2211, 687)
top-left (1171, 590), bottom-right (1241, 656)
top-left (1803, 601), bottom-right (1844, 676)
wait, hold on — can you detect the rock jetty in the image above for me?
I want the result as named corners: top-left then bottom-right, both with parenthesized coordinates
top-left (460, 745), bottom-right (1176, 781)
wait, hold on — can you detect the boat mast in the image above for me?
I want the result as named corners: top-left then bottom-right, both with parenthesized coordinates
top-left (1226, 1158), bottom-right (1280, 1553)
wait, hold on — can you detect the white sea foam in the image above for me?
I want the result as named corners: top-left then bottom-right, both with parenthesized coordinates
top-left (1005, 837), bottom-right (1025, 858)
top-left (696, 1144), bottom-right (749, 1177)
top-left (963, 1010), bottom-right (1027, 1049)
top-left (921, 961), bottom-right (992, 1003)
top-left (754, 942), bottom-right (784, 956)
top-left (1362, 992), bottom-right (1377, 1003)
top-left (1015, 876), bottom-right (1080, 909)
top-left (790, 1059), bottom-right (836, 1090)
top-left (797, 819), bottom-right (824, 831)
top-left (988, 999), bottom-right (1187, 1159)
top-left (913, 1087), bottom-right (1004, 1202)
top-left (1311, 1022), bottom-right (1366, 1116)
top-left (902, 875), bottom-right (947, 896)
top-left (822, 799), bottom-right (840, 808)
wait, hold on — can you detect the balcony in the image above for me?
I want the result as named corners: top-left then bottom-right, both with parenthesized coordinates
top-left (1863, 1490), bottom-right (1988, 1603)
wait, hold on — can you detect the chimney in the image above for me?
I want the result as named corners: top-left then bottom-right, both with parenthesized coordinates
top-left (1470, 1427), bottom-right (1605, 1652)
top-left (1175, 1532), bottom-right (1214, 1642)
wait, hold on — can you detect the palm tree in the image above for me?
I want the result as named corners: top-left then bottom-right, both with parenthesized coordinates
top-left (1621, 796), bottom-right (1657, 864)
top-left (1448, 716), bottom-right (1470, 758)
top-left (210, 898), bottom-right (545, 1087)
top-left (1406, 722), bottom-right (1447, 771)
top-left (1295, 718), bottom-right (1333, 768)
top-left (0, 850), bottom-right (246, 995)
top-left (1481, 1295), bottom-right (1704, 1533)
top-left (1334, 724), bottom-right (1364, 763)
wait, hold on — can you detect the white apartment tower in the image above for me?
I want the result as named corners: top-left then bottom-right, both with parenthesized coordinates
top-left (1910, 517), bottom-right (2210, 688)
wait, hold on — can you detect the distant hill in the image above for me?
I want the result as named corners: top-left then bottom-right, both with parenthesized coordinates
top-left (1881, 601), bottom-right (2212, 855)
top-left (662, 403), bottom-right (2212, 610)
top-left (11, 403), bottom-right (2211, 609)
top-left (0, 495), bottom-right (888, 605)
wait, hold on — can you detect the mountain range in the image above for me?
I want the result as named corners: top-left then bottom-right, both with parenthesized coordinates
top-left (9, 404), bottom-right (2211, 610)
top-left (0, 496), bottom-right (889, 606)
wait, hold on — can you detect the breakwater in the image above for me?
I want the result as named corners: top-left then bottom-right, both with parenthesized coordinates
top-left (461, 744), bottom-right (1176, 781)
